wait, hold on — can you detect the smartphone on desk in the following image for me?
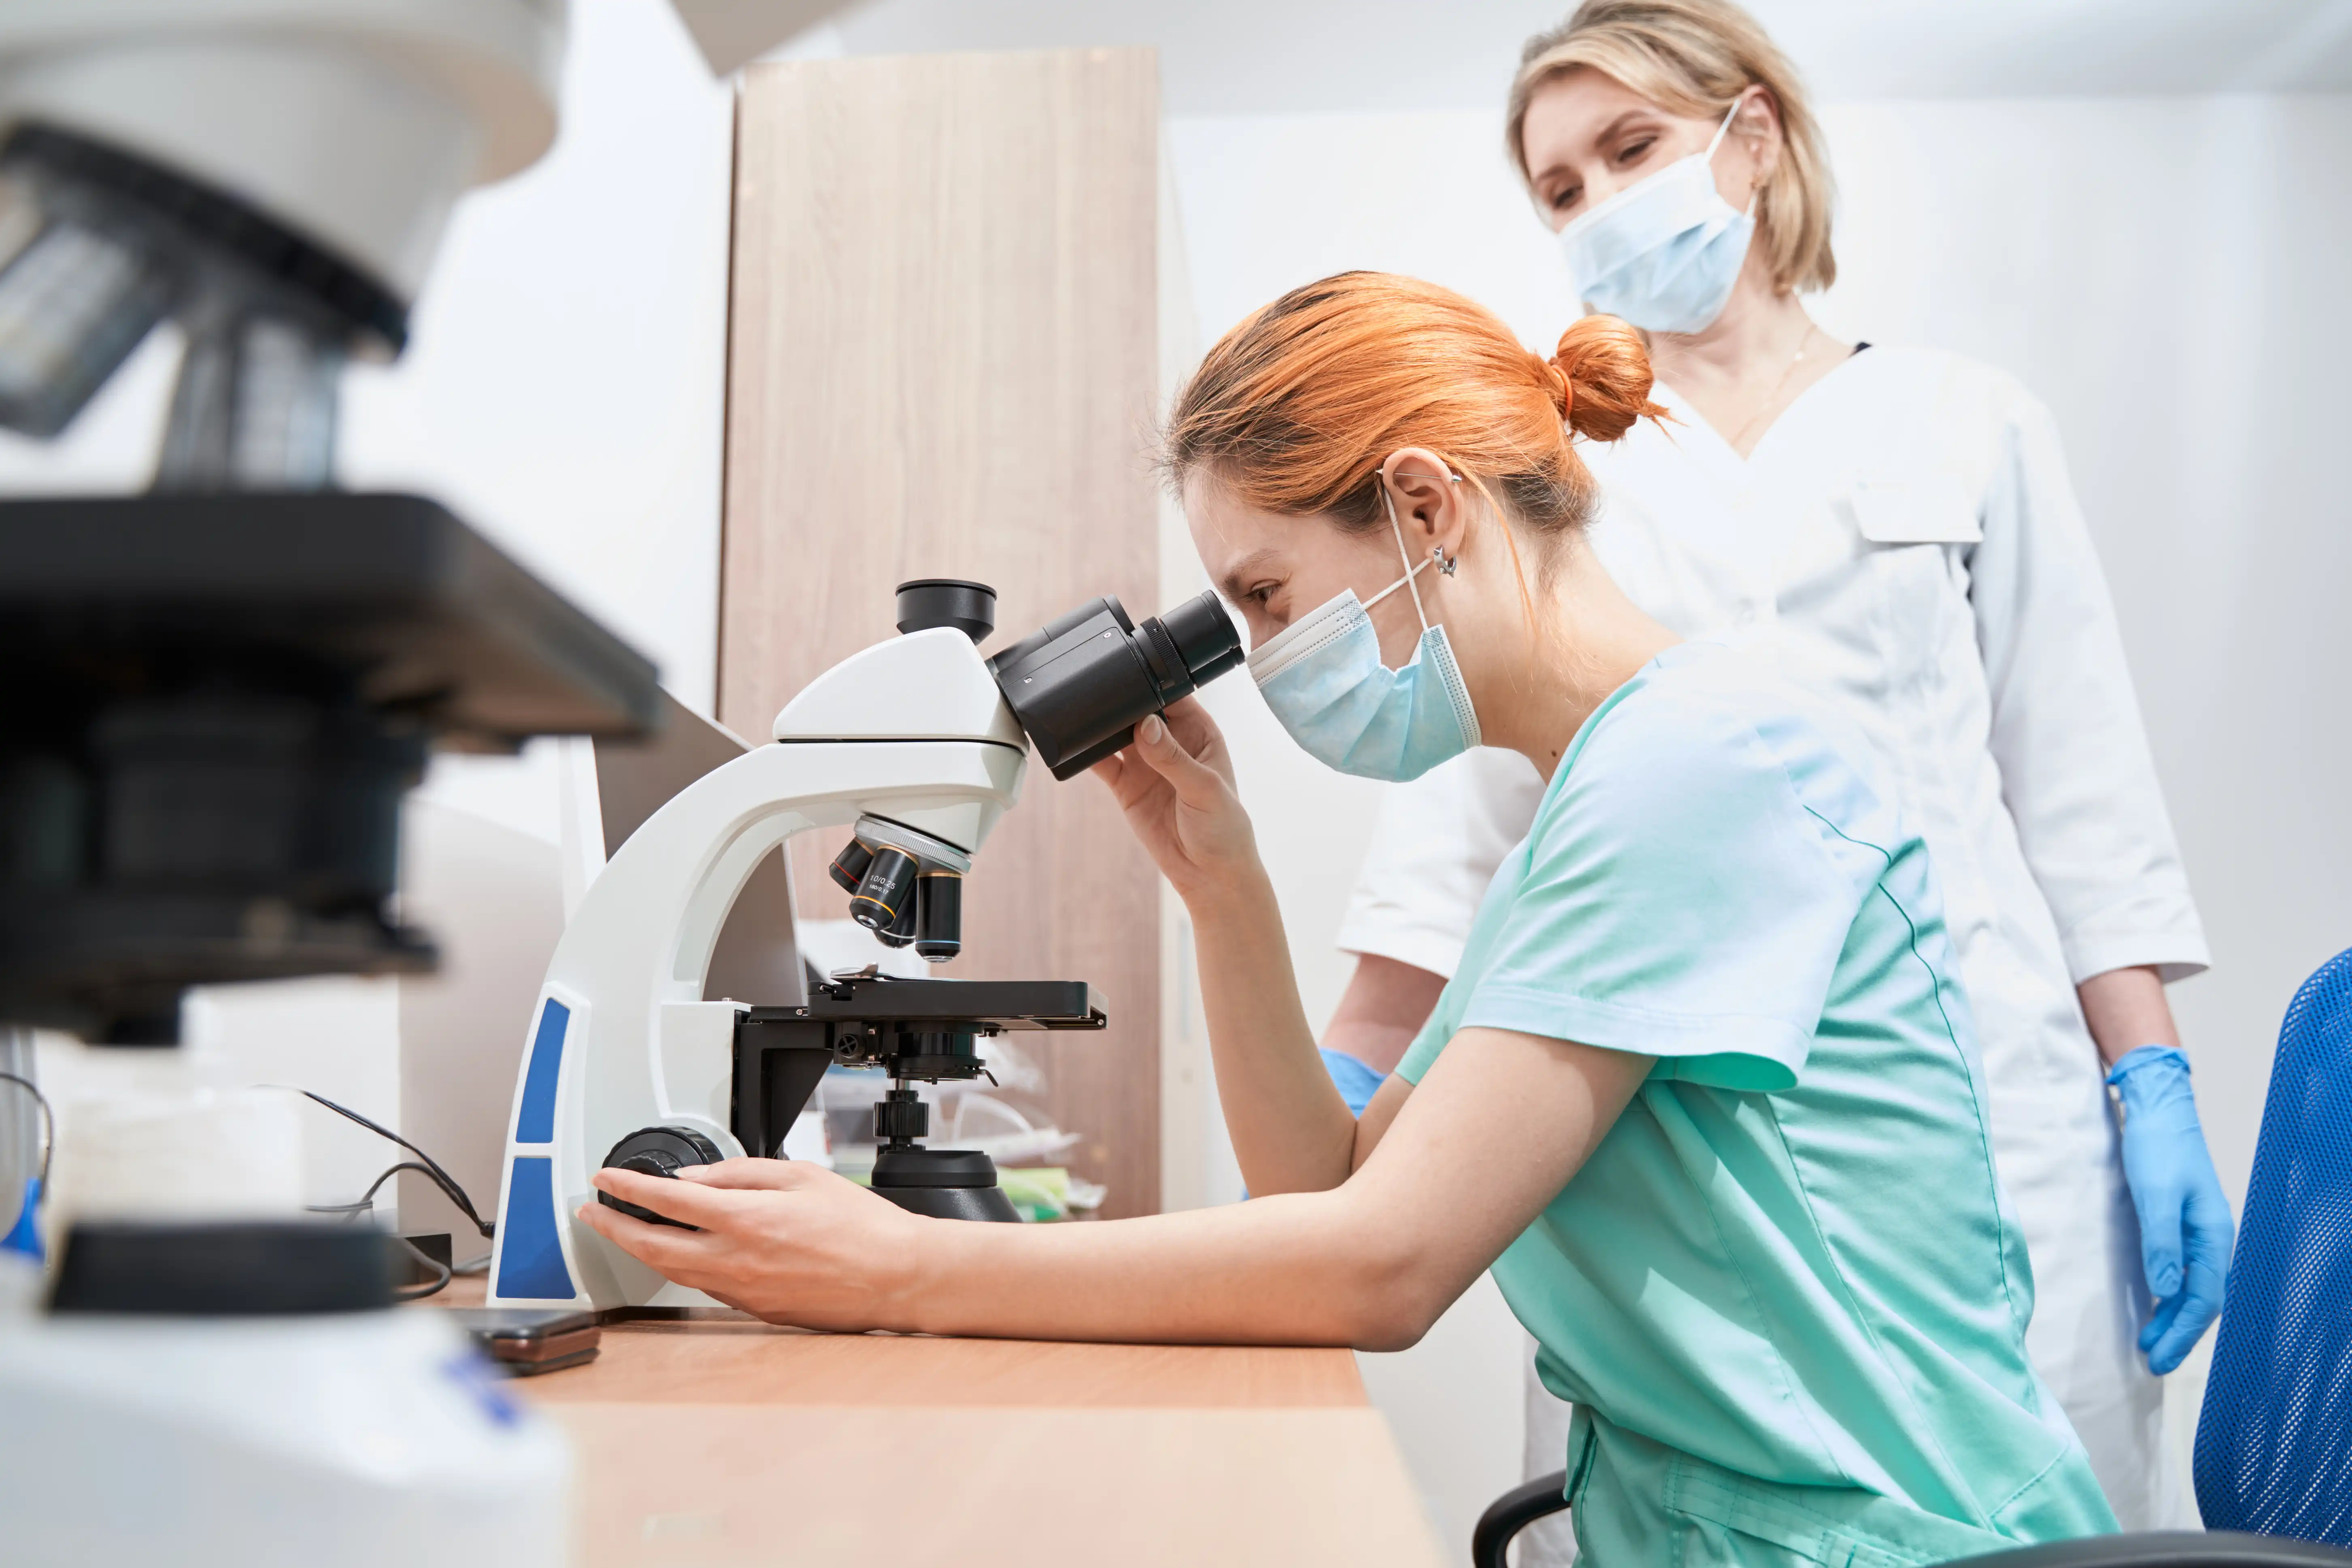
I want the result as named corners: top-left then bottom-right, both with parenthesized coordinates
top-left (444, 1307), bottom-right (601, 1377)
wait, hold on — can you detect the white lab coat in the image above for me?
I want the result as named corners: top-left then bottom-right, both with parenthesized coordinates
top-left (1337, 346), bottom-right (2207, 1533)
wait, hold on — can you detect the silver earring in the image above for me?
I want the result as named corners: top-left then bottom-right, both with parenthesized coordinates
top-left (1432, 544), bottom-right (1458, 577)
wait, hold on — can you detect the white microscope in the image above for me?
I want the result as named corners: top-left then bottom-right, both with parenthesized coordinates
top-left (487, 580), bottom-right (1241, 1313)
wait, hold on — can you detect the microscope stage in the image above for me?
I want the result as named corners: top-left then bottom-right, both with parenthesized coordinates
top-left (744, 976), bottom-right (1107, 1032)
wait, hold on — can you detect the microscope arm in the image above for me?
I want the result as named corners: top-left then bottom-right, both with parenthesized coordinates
top-left (487, 730), bottom-right (1025, 1309)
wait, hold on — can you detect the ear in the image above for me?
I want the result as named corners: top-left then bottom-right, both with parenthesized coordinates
top-left (1378, 447), bottom-right (1467, 567)
top-left (1732, 85), bottom-right (1784, 189)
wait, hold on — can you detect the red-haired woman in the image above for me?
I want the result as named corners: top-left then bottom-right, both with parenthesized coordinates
top-left (1325, 1), bottom-right (2224, 1534)
top-left (586, 274), bottom-right (2121, 1567)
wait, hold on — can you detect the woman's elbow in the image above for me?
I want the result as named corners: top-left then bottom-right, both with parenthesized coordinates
top-left (1333, 1244), bottom-right (1450, 1353)
top-left (1348, 1305), bottom-right (1435, 1354)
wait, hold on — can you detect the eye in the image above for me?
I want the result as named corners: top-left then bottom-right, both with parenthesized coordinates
top-left (1547, 182), bottom-right (1583, 213)
top-left (1615, 135), bottom-right (1657, 167)
top-left (1243, 582), bottom-right (1279, 609)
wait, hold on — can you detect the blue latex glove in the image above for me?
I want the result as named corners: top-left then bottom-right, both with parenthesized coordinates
top-left (1319, 1047), bottom-right (1385, 1118)
top-left (2108, 1045), bottom-right (2233, 1374)
top-left (0, 1175), bottom-right (39, 1261)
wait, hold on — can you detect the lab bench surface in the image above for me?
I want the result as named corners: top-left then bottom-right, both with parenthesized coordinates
top-left (427, 1278), bottom-right (1446, 1568)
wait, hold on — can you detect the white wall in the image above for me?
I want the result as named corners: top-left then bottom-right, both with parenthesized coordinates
top-left (357, 0), bottom-right (737, 843)
top-left (1166, 90), bottom-right (2352, 1545)
top-left (340, 1), bottom-right (735, 703)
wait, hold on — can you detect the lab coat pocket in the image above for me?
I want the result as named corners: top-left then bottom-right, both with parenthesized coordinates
top-left (1847, 476), bottom-right (1983, 546)
top-left (1847, 474), bottom-right (1982, 706)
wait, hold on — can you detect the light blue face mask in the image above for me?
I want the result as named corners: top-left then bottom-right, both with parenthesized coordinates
top-left (1246, 484), bottom-right (1480, 781)
top-left (1557, 102), bottom-right (1754, 334)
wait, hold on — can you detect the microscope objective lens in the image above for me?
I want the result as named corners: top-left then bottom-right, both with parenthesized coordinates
top-left (849, 846), bottom-right (918, 932)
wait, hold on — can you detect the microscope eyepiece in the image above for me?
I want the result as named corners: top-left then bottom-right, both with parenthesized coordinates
top-left (895, 579), bottom-right (997, 642)
top-left (1155, 590), bottom-right (1248, 689)
top-left (987, 590), bottom-right (1243, 780)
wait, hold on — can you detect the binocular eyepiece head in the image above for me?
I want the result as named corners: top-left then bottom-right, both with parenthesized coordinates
top-left (977, 588), bottom-right (1243, 780)
top-left (839, 582), bottom-right (1245, 962)
top-left (893, 577), bottom-right (1243, 781)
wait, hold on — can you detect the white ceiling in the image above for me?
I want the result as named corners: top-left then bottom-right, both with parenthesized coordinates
top-left (817, 0), bottom-right (2352, 114)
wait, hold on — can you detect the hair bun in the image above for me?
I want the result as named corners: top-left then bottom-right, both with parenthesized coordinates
top-left (1549, 314), bottom-right (1666, 444)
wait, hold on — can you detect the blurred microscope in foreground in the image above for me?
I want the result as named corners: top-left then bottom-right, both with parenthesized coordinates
top-left (0, 3), bottom-right (851, 1565)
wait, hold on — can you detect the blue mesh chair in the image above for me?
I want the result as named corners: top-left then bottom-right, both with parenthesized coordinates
top-left (1474, 947), bottom-right (2352, 1568)
top-left (2194, 947), bottom-right (2352, 1543)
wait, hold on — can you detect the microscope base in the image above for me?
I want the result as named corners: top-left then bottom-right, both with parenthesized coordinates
top-left (870, 1145), bottom-right (1021, 1223)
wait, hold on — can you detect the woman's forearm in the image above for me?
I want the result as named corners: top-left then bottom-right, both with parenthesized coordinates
top-left (1184, 868), bottom-right (1366, 1194)
top-left (893, 1186), bottom-right (1421, 1349)
top-left (2077, 964), bottom-right (2181, 1069)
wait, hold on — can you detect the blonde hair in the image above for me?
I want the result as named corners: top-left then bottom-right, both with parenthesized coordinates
top-left (1507, 0), bottom-right (1837, 295)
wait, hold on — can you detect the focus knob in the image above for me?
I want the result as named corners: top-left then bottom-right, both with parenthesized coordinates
top-left (597, 1125), bottom-right (723, 1228)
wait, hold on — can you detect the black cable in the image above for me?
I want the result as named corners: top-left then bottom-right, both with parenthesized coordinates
top-left (309, 1162), bottom-right (471, 1302)
top-left (0, 1071), bottom-right (54, 1197)
top-left (293, 1090), bottom-right (493, 1238)
top-left (393, 1234), bottom-right (453, 1302)
top-left (306, 1161), bottom-right (440, 1220)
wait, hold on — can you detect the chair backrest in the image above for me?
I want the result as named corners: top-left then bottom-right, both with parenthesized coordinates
top-left (2195, 947), bottom-right (2352, 1544)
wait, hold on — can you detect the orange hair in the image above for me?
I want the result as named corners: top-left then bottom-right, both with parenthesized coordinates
top-left (1165, 271), bottom-right (1662, 554)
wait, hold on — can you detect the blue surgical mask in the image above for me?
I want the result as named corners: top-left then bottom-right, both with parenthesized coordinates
top-left (1557, 103), bottom-right (1753, 334)
top-left (1246, 486), bottom-right (1480, 781)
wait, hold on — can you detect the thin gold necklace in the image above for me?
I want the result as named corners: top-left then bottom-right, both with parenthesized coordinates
top-left (1729, 320), bottom-right (1820, 453)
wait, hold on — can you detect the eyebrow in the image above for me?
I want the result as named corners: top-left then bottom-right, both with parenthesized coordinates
top-left (1595, 107), bottom-right (1659, 144)
top-left (1216, 549), bottom-right (1282, 601)
top-left (1532, 107), bottom-right (1662, 183)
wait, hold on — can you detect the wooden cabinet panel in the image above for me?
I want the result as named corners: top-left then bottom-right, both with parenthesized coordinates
top-left (721, 49), bottom-right (1163, 1215)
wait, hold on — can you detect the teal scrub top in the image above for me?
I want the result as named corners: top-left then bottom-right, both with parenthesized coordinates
top-left (1396, 644), bottom-right (2118, 1567)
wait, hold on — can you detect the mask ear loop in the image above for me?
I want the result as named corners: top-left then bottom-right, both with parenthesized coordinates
top-left (1367, 468), bottom-right (1466, 633)
top-left (1708, 95), bottom-right (1761, 218)
top-left (1381, 484), bottom-right (1434, 636)
top-left (1704, 98), bottom-right (1741, 159)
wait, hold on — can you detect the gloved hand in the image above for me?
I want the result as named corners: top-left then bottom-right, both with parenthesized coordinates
top-left (2108, 1045), bottom-right (2233, 1375)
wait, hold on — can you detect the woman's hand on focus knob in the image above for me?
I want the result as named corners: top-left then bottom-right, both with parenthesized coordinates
top-left (1092, 696), bottom-right (1260, 902)
top-left (580, 1158), bottom-right (929, 1330)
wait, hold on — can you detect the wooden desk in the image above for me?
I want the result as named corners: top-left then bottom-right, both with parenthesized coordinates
top-left (432, 1280), bottom-right (1444, 1568)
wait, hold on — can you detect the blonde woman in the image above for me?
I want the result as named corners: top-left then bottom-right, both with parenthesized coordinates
top-left (1326, 0), bottom-right (2224, 1534)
